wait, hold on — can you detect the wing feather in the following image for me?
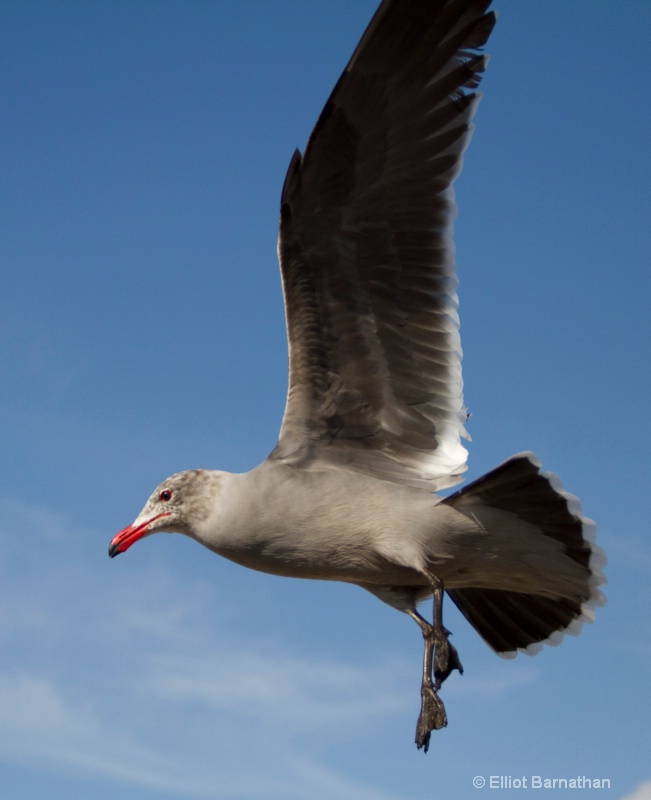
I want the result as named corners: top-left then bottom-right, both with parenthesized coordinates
top-left (272, 0), bottom-right (496, 489)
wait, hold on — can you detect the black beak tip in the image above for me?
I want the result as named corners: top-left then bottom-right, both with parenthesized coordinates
top-left (108, 542), bottom-right (120, 559)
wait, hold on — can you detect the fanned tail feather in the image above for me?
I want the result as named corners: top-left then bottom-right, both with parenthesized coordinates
top-left (443, 452), bottom-right (606, 655)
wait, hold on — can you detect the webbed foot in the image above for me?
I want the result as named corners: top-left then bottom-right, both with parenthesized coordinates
top-left (415, 680), bottom-right (447, 752)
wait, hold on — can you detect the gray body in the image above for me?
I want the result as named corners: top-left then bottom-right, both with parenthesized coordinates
top-left (134, 457), bottom-right (602, 629)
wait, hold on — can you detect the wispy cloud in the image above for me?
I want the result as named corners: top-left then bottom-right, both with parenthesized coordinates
top-left (0, 671), bottom-right (194, 793)
top-left (0, 669), bottom-right (409, 798)
top-left (446, 662), bottom-right (540, 699)
top-left (146, 648), bottom-right (409, 732)
top-left (620, 781), bottom-right (651, 800)
top-left (0, 496), bottom-right (413, 799)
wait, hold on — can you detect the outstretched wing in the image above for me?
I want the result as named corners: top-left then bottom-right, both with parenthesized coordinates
top-left (271, 0), bottom-right (495, 490)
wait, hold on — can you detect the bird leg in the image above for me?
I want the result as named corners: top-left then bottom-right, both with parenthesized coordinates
top-left (408, 578), bottom-right (463, 752)
top-left (430, 578), bottom-right (463, 689)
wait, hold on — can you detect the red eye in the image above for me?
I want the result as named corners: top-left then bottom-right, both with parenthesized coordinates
top-left (159, 489), bottom-right (172, 502)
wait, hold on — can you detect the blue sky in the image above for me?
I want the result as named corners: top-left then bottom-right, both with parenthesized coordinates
top-left (2, 1), bottom-right (650, 798)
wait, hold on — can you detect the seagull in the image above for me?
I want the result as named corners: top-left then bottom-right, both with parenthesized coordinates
top-left (109, 0), bottom-right (605, 752)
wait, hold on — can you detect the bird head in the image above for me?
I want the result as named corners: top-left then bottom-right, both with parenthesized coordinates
top-left (108, 469), bottom-right (220, 557)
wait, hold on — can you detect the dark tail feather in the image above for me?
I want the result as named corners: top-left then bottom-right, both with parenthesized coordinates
top-left (443, 452), bottom-right (606, 656)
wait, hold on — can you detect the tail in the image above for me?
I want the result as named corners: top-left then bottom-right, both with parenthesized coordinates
top-left (442, 452), bottom-right (606, 657)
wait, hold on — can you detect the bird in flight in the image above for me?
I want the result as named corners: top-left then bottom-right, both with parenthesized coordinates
top-left (109, 0), bottom-right (605, 752)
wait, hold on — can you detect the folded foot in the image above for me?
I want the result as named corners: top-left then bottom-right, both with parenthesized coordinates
top-left (433, 626), bottom-right (464, 689)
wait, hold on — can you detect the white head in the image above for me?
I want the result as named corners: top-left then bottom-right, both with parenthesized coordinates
top-left (109, 469), bottom-right (223, 557)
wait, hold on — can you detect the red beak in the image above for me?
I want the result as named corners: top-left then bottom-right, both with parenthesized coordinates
top-left (108, 512), bottom-right (170, 558)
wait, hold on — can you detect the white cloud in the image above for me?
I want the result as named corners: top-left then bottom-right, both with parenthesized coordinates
top-left (0, 667), bottom-right (410, 799)
top-left (621, 781), bottom-right (651, 800)
top-left (446, 662), bottom-right (540, 699)
top-left (0, 497), bottom-right (413, 799)
top-left (0, 670), bottom-right (195, 792)
top-left (146, 647), bottom-right (410, 732)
